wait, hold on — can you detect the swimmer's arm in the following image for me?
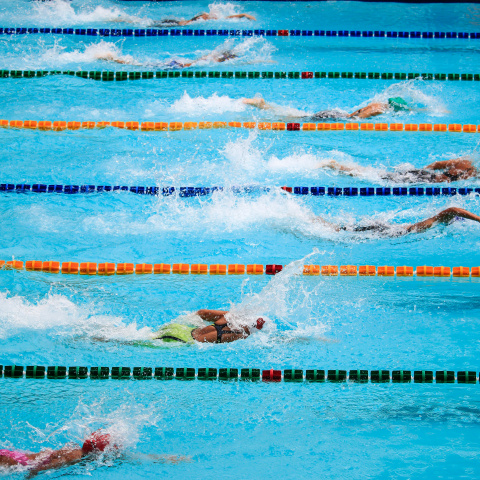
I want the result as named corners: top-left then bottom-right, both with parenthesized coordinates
top-left (196, 309), bottom-right (228, 321)
top-left (425, 159), bottom-right (473, 170)
top-left (227, 14), bottom-right (256, 21)
top-left (27, 450), bottom-right (83, 478)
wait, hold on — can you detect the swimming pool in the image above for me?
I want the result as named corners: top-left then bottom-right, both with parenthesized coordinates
top-left (1, 0), bottom-right (480, 478)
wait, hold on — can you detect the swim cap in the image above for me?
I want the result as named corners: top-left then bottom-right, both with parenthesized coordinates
top-left (256, 318), bottom-right (265, 330)
top-left (82, 430), bottom-right (116, 454)
top-left (388, 97), bottom-right (409, 112)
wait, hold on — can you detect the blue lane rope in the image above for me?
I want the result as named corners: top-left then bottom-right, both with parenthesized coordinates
top-left (1, 27), bottom-right (480, 40)
top-left (1, 183), bottom-right (479, 197)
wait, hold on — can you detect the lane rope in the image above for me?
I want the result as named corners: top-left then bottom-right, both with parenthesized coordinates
top-left (1, 70), bottom-right (479, 82)
top-left (2, 27), bottom-right (479, 40)
top-left (1, 119), bottom-right (479, 133)
top-left (1, 261), bottom-right (478, 278)
top-left (0, 183), bottom-right (479, 197)
top-left (1, 365), bottom-right (477, 383)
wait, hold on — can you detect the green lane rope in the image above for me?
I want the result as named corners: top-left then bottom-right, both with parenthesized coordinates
top-left (0, 70), bottom-right (478, 82)
top-left (1, 366), bottom-right (478, 383)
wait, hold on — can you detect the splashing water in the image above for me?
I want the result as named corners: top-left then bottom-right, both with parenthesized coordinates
top-left (32, 0), bottom-right (150, 26)
top-left (364, 79), bottom-right (448, 117)
top-left (31, 39), bottom-right (138, 68)
top-left (0, 292), bottom-right (153, 341)
top-left (170, 92), bottom-right (247, 115)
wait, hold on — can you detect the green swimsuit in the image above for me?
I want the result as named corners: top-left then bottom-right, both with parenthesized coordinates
top-left (153, 323), bottom-right (196, 344)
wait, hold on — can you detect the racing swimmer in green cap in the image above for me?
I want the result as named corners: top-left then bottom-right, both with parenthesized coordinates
top-left (242, 96), bottom-right (411, 119)
top-left (154, 310), bottom-right (265, 344)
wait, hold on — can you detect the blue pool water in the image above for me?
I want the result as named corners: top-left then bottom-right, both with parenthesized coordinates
top-left (1, 0), bottom-right (480, 478)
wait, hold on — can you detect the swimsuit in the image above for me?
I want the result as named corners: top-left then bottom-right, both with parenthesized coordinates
top-left (310, 110), bottom-right (348, 120)
top-left (213, 324), bottom-right (245, 343)
top-left (152, 19), bottom-right (181, 27)
top-left (381, 169), bottom-right (440, 183)
top-left (0, 449), bottom-right (30, 466)
top-left (154, 323), bottom-right (196, 344)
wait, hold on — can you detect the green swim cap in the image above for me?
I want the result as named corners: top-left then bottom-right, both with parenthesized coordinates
top-left (388, 97), bottom-right (409, 112)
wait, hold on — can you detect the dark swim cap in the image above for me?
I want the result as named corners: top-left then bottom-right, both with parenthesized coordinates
top-left (256, 318), bottom-right (265, 330)
top-left (388, 97), bottom-right (409, 112)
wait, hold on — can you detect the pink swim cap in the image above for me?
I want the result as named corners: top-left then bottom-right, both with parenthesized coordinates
top-left (82, 430), bottom-right (116, 454)
top-left (256, 318), bottom-right (265, 330)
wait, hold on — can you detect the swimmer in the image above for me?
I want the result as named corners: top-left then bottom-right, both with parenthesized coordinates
top-left (151, 12), bottom-right (256, 27)
top-left (1, 429), bottom-right (186, 476)
top-left (242, 96), bottom-right (411, 120)
top-left (310, 207), bottom-right (480, 236)
top-left (0, 430), bottom-right (115, 475)
top-left (322, 158), bottom-right (477, 183)
top-left (97, 49), bottom-right (237, 70)
top-left (153, 310), bottom-right (265, 344)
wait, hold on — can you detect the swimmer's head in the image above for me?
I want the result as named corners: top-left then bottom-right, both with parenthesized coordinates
top-left (256, 318), bottom-right (265, 330)
top-left (388, 97), bottom-right (409, 112)
top-left (82, 430), bottom-right (117, 455)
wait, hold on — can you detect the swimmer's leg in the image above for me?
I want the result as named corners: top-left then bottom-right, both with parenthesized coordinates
top-left (321, 160), bottom-right (362, 176)
top-left (406, 207), bottom-right (480, 233)
top-left (311, 215), bottom-right (341, 232)
top-left (242, 98), bottom-right (271, 110)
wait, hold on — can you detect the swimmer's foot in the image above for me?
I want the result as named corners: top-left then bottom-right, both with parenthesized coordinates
top-left (242, 97), bottom-right (267, 108)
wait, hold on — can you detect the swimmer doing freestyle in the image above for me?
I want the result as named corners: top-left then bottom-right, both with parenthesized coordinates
top-left (321, 158), bottom-right (477, 183)
top-left (0, 430), bottom-right (186, 476)
top-left (307, 206), bottom-right (480, 236)
top-left (242, 96), bottom-right (412, 119)
top-left (153, 309), bottom-right (265, 344)
top-left (151, 12), bottom-right (256, 27)
top-left (97, 49), bottom-right (238, 70)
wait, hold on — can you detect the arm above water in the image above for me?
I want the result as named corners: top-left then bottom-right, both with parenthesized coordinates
top-left (424, 158), bottom-right (474, 171)
top-left (227, 14), bottom-right (257, 20)
top-left (196, 309), bottom-right (228, 322)
top-left (347, 102), bottom-right (388, 119)
top-left (406, 207), bottom-right (480, 233)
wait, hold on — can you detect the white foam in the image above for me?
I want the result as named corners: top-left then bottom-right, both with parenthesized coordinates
top-left (170, 92), bottom-right (247, 114)
top-left (0, 292), bottom-right (153, 342)
top-left (32, 0), bottom-right (150, 26)
top-left (34, 40), bottom-right (138, 67)
top-left (360, 79), bottom-right (448, 117)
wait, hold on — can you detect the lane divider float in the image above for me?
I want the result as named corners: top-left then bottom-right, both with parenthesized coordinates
top-left (1, 70), bottom-right (479, 82)
top-left (1, 365), bottom-right (478, 383)
top-left (1, 261), bottom-right (478, 278)
top-left (2, 27), bottom-right (479, 40)
top-left (1, 183), bottom-right (479, 197)
top-left (1, 119), bottom-right (479, 134)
